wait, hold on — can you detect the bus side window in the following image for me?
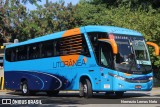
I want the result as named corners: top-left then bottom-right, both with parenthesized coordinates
top-left (15, 48), bottom-right (18, 61)
top-left (11, 49), bottom-right (16, 62)
top-left (40, 44), bottom-right (45, 58)
top-left (87, 32), bottom-right (109, 65)
top-left (17, 46), bottom-right (27, 61)
top-left (46, 41), bottom-right (54, 57)
top-left (55, 41), bottom-right (60, 56)
top-left (54, 42), bottom-right (57, 56)
top-left (41, 41), bottom-right (54, 58)
top-left (29, 44), bottom-right (40, 59)
top-left (5, 49), bottom-right (12, 62)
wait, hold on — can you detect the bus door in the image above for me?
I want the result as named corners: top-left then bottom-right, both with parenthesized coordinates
top-left (99, 41), bottom-right (114, 90)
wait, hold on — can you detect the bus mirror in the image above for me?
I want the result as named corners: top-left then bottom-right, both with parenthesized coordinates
top-left (98, 39), bottom-right (118, 54)
top-left (146, 42), bottom-right (159, 56)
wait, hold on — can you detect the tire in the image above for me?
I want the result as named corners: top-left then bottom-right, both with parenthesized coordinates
top-left (115, 91), bottom-right (124, 98)
top-left (21, 81), bottom-right (30, 95)
top-left (79, 79), bottom-right (93, 98)
top-left (79, 81), bottom-right (84, 97)
top-left (47, 90), bottom-right (59, 96)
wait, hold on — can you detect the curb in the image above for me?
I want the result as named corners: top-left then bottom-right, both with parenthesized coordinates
top-left (0, 90), bottom-right (13, 92)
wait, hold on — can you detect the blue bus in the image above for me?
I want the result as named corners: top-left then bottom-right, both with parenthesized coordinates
top-left (4, 26), bottom-right (159, 98)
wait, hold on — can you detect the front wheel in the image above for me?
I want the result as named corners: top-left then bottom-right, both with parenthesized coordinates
top-left (79, 79), bottom-right (93, 98)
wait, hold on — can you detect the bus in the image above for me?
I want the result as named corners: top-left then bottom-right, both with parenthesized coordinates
top-left (4, 25), bottom-right (159, 98)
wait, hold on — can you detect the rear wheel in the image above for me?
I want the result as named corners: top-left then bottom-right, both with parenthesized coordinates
top-left (79, 81), bottom-right (84, 97)
top-left (21, 81), bottom-right (29, 95)
top-left (79, 79), bottom-right (93, 98)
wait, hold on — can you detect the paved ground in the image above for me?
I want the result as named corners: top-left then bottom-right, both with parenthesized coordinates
top-left (0, 88), bottom-right (160, 106)
top-left (0, 69), bottom-right (3, 77)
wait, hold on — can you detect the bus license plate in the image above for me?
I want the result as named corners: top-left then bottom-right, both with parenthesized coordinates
top-left (135, 85), bottom-right (141, 89)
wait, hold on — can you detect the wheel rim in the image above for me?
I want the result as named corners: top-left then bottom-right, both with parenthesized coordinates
top-left (83, 84), bottom-right (87, 94)
top-left (22, 84), bottom-right (27, 94)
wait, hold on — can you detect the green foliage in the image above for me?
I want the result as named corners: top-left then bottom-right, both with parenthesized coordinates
top-left (76, 1), bottom-right (160, 67)
top-left (0, 0), bottom-right (79, 41)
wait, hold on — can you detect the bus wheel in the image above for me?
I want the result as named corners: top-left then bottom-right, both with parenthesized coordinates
top-left (79, 81), bottom-right (84, 97)
top-left (22, 81), bottom-right (29, 95)
top-left (83, 79), bottom-right (93, 98)
top-left (115, 91), bottom-right (124, 98)
top-left (47, 90), bottom-right (59, 96)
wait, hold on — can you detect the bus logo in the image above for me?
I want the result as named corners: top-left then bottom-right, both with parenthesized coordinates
top-left (2, 99), bottom-right (11, 104)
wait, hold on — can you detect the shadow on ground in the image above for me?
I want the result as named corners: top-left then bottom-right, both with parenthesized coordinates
top-left (6, 91), bottom-right (150, 99)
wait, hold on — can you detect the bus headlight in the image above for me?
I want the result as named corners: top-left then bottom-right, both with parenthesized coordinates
top-left (108, 73), bottom-right (126, 81)
top-left (113, 75), bottom-right (126, 81)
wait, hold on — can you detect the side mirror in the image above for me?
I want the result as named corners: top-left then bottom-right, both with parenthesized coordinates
top-left (98, 39), bottom-right (118, 54)
top-left (146, 42), bottom-right (159, 56)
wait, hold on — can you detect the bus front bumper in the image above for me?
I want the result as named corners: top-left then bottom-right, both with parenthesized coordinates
top-left (112, 78), bottom-right (153, 91)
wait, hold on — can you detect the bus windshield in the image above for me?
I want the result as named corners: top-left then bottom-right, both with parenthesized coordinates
top-left (115, 39), bottom-right (150, 64)
top-left (87, 32), bottom-right (152, 74)
top-left (132, 40), bottom-right (150, 63)
top-left (114, 34), bottom-right (152, 74)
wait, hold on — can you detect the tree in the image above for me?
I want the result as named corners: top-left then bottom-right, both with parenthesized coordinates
top-left (76, 1), bottom-right (160, 68)
top-left (0, 0), bottom-right (41, 43)
top-left (85, 0), bottom-right (160, 10)
top-left (22, 0), bottom-right (41, 5)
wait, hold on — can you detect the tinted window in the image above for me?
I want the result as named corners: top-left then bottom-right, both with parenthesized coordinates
top-left (87, 32), bottom-right (108, 63)
top-left (17, 46), bottom-right (27, 61)
top-left (41, 41), bottom-right (54, 58)
top-left (5, 49), bottom-right (11, 61)
top-left (5, 34), bottom-right (90, 62)
top-left (29, 44), bottom-right (40, 59)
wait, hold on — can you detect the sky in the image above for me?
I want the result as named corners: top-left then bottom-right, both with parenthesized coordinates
top-left (26, 0), bottom-right (79, 10)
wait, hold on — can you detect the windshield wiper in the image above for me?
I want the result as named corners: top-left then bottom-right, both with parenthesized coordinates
top-left (139, 60), bottom-right (147, 73)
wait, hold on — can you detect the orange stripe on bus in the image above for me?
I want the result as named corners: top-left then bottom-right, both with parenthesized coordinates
top-left (60, 28), bottom-right (81, 66)
top-left (62, 28), bottom-right (81, 37)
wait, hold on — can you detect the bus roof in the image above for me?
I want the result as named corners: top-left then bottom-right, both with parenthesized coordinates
top-left (84, 26), bottom-right (142, 36)
top-left (6, 25), bottom-right (142, 48)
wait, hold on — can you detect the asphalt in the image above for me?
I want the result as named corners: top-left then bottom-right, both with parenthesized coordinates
top-left (0, 87), bottom-right (160, 96)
